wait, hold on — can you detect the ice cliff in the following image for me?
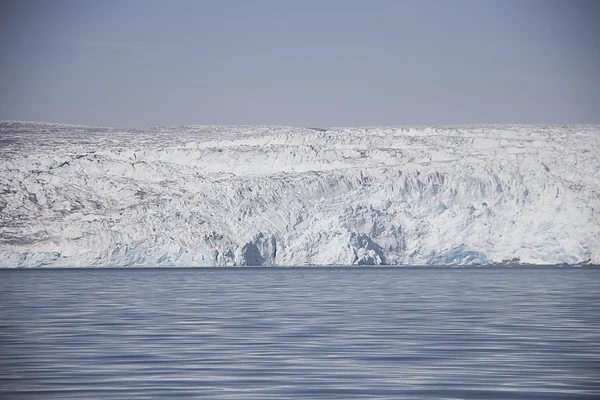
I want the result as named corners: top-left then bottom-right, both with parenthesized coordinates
top-left (1, 121), bottom-right (599, 267)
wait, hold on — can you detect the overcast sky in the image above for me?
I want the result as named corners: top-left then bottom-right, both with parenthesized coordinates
top-left (0, 0), bottom-right (598, 128)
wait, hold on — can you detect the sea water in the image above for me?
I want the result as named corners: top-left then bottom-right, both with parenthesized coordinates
top-left (1, 266), bottom-right (599, 399)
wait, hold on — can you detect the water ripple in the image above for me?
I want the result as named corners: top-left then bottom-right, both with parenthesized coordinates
top-left (1, 267), bottom-right (599, 399)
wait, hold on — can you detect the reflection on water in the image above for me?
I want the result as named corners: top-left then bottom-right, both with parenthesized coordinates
top-left (1, 267), bottom-right (599, 399)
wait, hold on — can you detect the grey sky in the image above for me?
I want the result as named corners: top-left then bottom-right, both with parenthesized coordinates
top-left (0, 0), bottom-right (598, 128)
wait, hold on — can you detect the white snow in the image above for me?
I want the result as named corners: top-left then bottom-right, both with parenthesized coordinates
top-left (1, 121), bottom-right (599, 267)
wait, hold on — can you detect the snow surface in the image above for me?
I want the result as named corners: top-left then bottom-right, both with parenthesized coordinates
top-left (1, 121), bottom-right (599, 267)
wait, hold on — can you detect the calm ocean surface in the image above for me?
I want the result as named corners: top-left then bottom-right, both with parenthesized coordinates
top-left (0, 267), bottom-right (599, 399)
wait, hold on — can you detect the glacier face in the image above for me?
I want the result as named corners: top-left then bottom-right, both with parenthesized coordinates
top-left (1, 121), bottom-right (599, 267)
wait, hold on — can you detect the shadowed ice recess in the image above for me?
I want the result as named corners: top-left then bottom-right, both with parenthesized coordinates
top-left (0, 122), bottom-right (599, 267)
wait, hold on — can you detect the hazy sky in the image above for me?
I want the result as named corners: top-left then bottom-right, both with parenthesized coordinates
top-left (0, 0), bottom-right (598, 127)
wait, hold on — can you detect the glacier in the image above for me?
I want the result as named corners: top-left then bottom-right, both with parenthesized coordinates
top-left (1, 121), bottom-right (599, 267)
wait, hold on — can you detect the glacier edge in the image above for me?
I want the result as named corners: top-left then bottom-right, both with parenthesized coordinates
top-left (1, 122), bottom-right (599, 267)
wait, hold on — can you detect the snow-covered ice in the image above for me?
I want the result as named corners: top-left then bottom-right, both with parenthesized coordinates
top-left (1, 121), bottom-right (599, 267)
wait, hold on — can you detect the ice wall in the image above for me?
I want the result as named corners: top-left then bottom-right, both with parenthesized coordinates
top-left (1, 121), bottom-right (599, 267)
